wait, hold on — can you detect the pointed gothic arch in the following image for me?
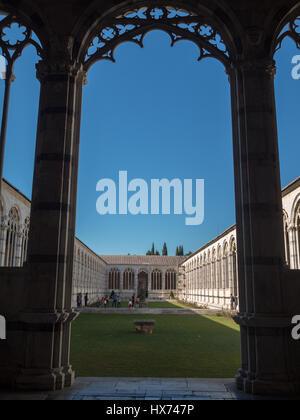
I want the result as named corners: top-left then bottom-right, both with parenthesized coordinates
top-left (77, 4), bottom-right (235, 73)
top-left (4, 206), bottom-right (19, 267)
top-left (123, 268), bottom-right (134, 290)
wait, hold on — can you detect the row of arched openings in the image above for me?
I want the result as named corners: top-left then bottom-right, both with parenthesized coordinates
top-left (74, 247), bottom-right (105, 293)
top-left (0, 205), bottom-right (29, 267)
top-left (185, 238), bottom-right (238, 296)
top-left (108, 268), bottom-right (177, 291)
top-left (283, 202), bottom-right (300, 269)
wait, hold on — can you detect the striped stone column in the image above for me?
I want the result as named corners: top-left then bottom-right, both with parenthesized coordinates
top-left (230, 57), bottom-right (296, 396)
top-left (15, 51), bottom-right (84, 392)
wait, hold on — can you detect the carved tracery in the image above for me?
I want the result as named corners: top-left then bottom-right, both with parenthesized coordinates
top-left (84, 6), bottom-right (230, 70)
top-left (276, 16), bottom-right (300, 51)
top-left (0, 14), bottom-right (43, 76)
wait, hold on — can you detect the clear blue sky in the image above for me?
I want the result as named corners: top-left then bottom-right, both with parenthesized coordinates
top-left (1, 31), bottom-right (299, 256)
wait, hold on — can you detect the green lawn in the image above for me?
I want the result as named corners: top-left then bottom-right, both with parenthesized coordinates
top-left (90, 300), bottom-right (202, 309)
top-left (71, 314), bottom-right (241, 378)
top-left (147, 301), bottom-right (200, 309)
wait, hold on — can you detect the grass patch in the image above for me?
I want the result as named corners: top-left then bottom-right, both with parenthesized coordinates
top-left (71, 314), bottom-right (240, 378)
top-left (89, 300), bottom-right (204, 309)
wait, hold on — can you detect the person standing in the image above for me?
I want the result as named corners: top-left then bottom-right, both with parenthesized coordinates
top-left (132, 295), bottom-right (135, 308)
top-left (84, 293), bottom-right (89, 307)
top-left (230, 294), bottom-right (236, 311)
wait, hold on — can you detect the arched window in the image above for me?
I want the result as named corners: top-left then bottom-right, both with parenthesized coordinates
top-left (207, 251), bottom-right (211, 289)
top-left (151, 270), bottom-right (162, 290)
top-left (296, 204), bottom-right (300, 268)
top-left (203, 253), bottom-right (207, 289)
top-left (21, 217), bottom-right (30, 265)
top-left (283, 212), bottom-right (291, 267)
top-left (212, 249), bottom-right (216, 289)
top-left (165, 270), bottom-right (177, 290)
top-left (123, 269), bottom-right (134, 290)
top-left (108, 268), bottom-right (120, 290)
top-left (4, 207), bottom-right (19, 267)
top-left (231, 239), bottom-right (238, 297)
top-left (223, 242), bottom-right (229, 289)
top-left (199, 256), bottom-right (203, 289)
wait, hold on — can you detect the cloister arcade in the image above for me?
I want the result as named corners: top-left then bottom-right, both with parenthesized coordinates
top-left (0, 0), bottom-right (299, 397)
top-left (180, 227), bottom-right (238, 309)
top-left (0, 180), bottom-right (30, 268)
top-left (103, 257), bottom-right (183, 300)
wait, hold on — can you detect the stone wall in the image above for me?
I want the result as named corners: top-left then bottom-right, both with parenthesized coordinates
top-left (179, 177), bottom-right (300, 311)
top-left (103, 263), bottom-right (180, 301)
top-left (0, 180), bottom-right (107, 307)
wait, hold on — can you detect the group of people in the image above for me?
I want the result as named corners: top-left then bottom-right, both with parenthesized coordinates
top-left (98, 292), bottom-right (141, 310)
top-left (100, 292), bottom-right (121, 309)
top-left (76, 291), bottom-right (143, 309)
top-left (77, 293), bottom-right (89, 308)
top-left (128, 295), bottom-right (140, 310)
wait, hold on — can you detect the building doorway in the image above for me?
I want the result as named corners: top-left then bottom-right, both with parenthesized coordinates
top-left (138, 271), bottom-right (148, 299)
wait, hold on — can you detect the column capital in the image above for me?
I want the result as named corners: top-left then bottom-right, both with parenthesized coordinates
top-left (36, 57), bottom-right (87, 83)
top-left (287, 225), bottom-right (297, 233)
top-left (230, 58), bottom-right (276, 78)
top-left (0, 219), bottom-right (7, 230)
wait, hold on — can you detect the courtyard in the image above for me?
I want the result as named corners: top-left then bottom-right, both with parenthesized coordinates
top-left (71, 313), bottom-right (241, 378)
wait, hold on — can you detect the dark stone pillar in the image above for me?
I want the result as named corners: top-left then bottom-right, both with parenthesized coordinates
top-left (13, 53), bottom-right (84, 391)
top-left (230, 57), bottom-right (300, 396)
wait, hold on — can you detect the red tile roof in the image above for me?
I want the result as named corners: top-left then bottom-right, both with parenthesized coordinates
top-left (99, 255), bottom-right (186, 266)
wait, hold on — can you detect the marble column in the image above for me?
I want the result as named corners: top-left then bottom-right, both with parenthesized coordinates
top-left (230, 56), bottom-right (300, 396)
top-left (134, 268), bottom-right (139, 297)
top-left (288, 226), bottom-right (298, 270)
top-left (119, 268), bottom-right (124, 296)
top-left (0, 220), bottom-right (7, 266)
top-left (14, 48), bottom-right (83, 391)
top-left (15, 229), bottom-right (23, 267)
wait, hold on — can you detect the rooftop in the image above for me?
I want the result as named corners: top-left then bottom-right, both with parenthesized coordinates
top-left (99, 255), bottom-right (186, 266)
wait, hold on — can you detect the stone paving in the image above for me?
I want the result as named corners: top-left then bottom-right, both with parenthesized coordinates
top-left (79, 307), bottom-right (218, 315)
top-left (1, 378), bottom-right (298, 400)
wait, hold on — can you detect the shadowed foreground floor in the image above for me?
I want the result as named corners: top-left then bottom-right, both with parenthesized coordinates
top-left (0, 378), bottom-right (298, 400)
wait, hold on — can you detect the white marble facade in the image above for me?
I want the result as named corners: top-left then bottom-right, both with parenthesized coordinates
top-left (0, 180), bottom-right (107, 307)
top-left (100, 255), bottom-right (185, 301)
top-left (178, 177), bottom-right (300, 310)
top-left (1, 177), bottom-right (300, 310)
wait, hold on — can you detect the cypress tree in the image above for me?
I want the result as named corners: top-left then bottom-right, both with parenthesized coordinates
top-left (162, 243), bottom-right (168, 256)
top-left (151, 243), bottom-right (155, 255)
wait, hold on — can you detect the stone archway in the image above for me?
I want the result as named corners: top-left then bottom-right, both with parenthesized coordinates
top-left (137, 271), bottom-right (148, 299)
top-left (0, 0), bottom-right (300, 397)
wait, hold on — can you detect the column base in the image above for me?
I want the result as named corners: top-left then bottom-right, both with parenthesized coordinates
top-left (236, 373), bottom-right (300, 397)
top-left (15, 367), bottom-right (75, 392)
top-left (63, 366), bottom-right (76, 388)
top-left (16, 370), bottom-right (59, 392)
